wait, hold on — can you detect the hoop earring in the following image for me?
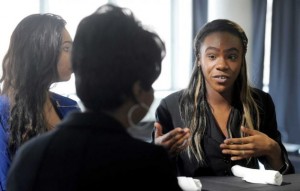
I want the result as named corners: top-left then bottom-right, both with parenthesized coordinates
top-left (127, 103), bottom-right (150, 127)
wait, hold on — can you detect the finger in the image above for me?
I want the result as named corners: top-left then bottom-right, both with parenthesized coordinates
top-left (171, 127), bottom-right (189, 139)
top-left (174, 137), bottom-right (189, 150)
top-left (179, 139), bottom-right (188, 148)
top-left (165, 129), bottom-right (187, 145)
top-left (241, 126), bottom-right (259, 136)
top-left (176, 130), bottom-right (190, 147)
top-left (229, 149), bottom-right (246, 156)
top-left (178, 139), bottom-right (189, 151)
top-left (169, 135), bottom-right (189, 154)
top-left (231, 155), bottom-right (244, 161)
top-left (154, 122), bottom-right (163, 138)
top-left (223, 142), bottom-right (252, 152)
top-left (221, 150), bottom-right (240, 158)
top-left (224, 138), bottom-right (246, 145)
top-left (230, 149), bottom-right (249, 161)
top-left (220, 143), bottom-right (230, 149)
top-left (182, 127), bottom-right (190, 134)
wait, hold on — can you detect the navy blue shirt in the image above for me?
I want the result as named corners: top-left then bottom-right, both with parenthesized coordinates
top-left (0, 92), bottom-right (79, 191)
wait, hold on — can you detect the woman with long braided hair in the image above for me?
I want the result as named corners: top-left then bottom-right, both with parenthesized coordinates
top-left (154, 19), bottom-right (294, 177)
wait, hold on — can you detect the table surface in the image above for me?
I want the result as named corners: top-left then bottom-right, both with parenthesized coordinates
top-left (197, 174), bottom-right (300, 191)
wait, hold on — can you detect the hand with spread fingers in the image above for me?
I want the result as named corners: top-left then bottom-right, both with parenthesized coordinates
top-left (154, 122), bottom-right (190, 156)
top-left (220, 126), bottom-right (283, 170)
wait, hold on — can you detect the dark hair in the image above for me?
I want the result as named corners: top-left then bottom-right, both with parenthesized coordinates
top-left (72, 4), bottom-right (165, 112)
top-left (180, 19), bottom-right (259, 163)
top-left (0, 13), bottom-right (66, 156)
top-left (194, 19), bottom-right (248, 57)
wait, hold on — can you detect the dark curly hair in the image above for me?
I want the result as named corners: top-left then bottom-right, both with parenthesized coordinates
top-left (72, 4), bottom-right (166, 112)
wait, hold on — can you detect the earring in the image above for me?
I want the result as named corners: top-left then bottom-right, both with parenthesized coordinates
top-left (127, 103), bottom-right (150, 127)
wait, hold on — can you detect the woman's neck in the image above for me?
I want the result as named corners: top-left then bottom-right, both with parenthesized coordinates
top-left (206, 87), bottom-right (233, 137)
top-left (206, 87), bottom-right (232, 111)
top-left (102, 102), bottom-right (133, 129)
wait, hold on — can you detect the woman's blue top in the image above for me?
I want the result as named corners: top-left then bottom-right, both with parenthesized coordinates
top-left (0, 92), bottom-right (80, 191)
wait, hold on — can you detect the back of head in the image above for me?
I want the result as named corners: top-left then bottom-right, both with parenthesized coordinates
top-left (72, 4), bottom-right (165, 112)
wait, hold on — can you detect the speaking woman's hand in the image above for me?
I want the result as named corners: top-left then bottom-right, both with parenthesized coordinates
top-left (154, 122), bottom-right (190, 156)
top-left (220, 126), bottom-right (284, 170)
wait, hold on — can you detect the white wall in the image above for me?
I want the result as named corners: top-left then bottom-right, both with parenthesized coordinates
top-left (0, 0), bottom-right (40, 78)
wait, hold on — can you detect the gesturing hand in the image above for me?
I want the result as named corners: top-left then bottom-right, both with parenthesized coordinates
top-left (154, 122), bottom-right (190, 157)
top-left (220, 126), bottom-right (281, 161)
